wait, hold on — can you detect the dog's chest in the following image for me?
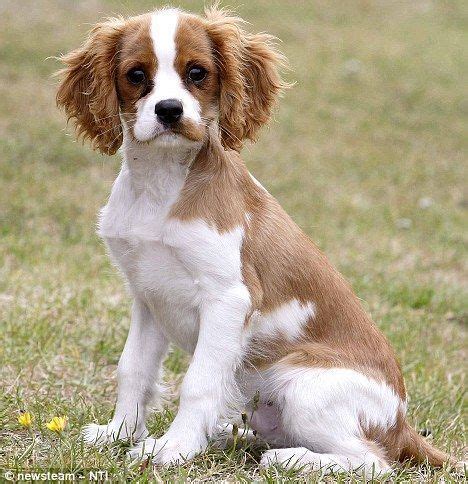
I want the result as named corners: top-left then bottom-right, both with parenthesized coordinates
top-left (107, 234), bottom-right (201, 352)
top-left (98, 162), bottom-right (244, 353)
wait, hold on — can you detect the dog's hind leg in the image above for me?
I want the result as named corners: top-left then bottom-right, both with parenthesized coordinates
top-left (253, 364), bottom-right (403, 476)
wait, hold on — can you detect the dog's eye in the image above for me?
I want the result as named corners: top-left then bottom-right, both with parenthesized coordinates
top-left (187, 66), bottom-right (207, 84)
top-left (126, 68), bottom-right (146, 85)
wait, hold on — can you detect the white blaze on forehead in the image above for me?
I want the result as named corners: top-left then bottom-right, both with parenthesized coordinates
top-left (151, 9), bottom-right (178, 73)
top-left (132, 9), bottom-right (201, 142)
top-left (150, 9), bottom-right (201, 121)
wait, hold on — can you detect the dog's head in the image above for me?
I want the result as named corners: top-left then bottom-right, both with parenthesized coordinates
top-left (56, 6), bottom-right (287, 155)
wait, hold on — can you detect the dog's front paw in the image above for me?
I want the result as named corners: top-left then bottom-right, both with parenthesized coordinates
top-left (128, 435), bottom-right (206, 465)
top-left (83, 422), bottom-right (148, 446)
top-left (128, 437), bottom-right (162, 461)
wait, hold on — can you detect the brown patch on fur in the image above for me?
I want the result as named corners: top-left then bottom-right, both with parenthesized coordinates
top-left (364, 412), bottom-right (454, 467)
top-left (202, 6), bottom-right (288, 151)
top-left (56, 17), bottom-right (128, 154)
top-left (398, 425), bottom-right (455, 467)
top-left (363, 409), bottom-right (406, 463)
top-left (240, 191), bottom-right (406, 399)
top-left (170, 130), bottom-right (261, 231)
top-left (174, 15), bottom-right (219, 128)
top-left (116, 15), bottom-right (156, 127)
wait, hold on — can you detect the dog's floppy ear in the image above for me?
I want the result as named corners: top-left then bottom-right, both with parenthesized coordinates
top-left (204, 6), bottom-right (288, 151)
top-left (56, 18), bottom-right (125, 155)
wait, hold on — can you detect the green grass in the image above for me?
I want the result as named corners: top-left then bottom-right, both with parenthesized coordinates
top-left (0, 0), bottom-right (466, 481)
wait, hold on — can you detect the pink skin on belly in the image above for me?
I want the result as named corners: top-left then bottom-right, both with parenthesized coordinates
top-left (249, 401), bottom-right (287, 446)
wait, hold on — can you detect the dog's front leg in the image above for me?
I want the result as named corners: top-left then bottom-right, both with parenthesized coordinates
top-left (83, 298), bottom-right (168, 445)
top-left (129, 285), bottom-right (250, 465)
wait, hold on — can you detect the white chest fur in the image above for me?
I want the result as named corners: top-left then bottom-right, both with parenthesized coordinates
top-left (98, 143), bottom-right (246, 353)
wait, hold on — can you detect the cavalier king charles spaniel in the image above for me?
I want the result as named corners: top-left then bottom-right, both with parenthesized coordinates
top-left (56, 5), bottom-right (457, 474)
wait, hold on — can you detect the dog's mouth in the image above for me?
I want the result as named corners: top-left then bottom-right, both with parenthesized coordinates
top-left (150, 120), bottom-right (206, 144)
top-left (154, 128), bottom-right (180, 139)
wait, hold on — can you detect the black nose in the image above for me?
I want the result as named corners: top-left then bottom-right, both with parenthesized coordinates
top-left (154, 99), bottom-right (183, 125)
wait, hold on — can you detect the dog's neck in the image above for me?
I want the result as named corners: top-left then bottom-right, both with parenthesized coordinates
top-left (119, 133), bottom-right (203, 200)
top-left (119, 125), bottom-right (236, 199)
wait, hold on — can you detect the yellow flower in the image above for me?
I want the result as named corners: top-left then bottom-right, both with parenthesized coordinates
top-left (18, 411), bottom-right (33, 428)
top-left (46, 416), bottom-right (67, 433)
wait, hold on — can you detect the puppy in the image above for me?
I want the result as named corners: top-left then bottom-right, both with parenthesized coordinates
top-left (56, 6), bottom-right (456, 474)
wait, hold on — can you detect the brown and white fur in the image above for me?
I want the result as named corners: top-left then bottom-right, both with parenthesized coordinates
top-left (56, 6), bottom-right (457, 475)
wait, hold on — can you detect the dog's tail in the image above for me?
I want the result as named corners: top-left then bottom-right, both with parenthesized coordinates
top-left (398, 423), bottom-right (458, 468)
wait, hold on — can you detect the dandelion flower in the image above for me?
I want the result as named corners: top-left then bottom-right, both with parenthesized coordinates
top-left (18, 411), bottom-right (33, 429)
top-left (46, 416), bottom-right (67, 433)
